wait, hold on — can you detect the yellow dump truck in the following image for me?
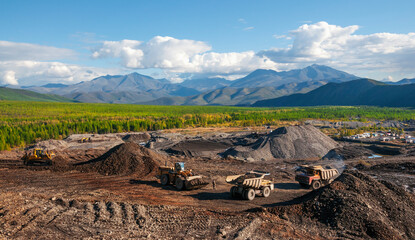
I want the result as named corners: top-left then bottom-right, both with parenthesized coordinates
top-left (21, 148), bottom-right (55, 166)
top-left (295, 165), bottom-right (339, 190)
top-left (226, 171), bottom-right (274, 200)
top-left (157, 162), bottom-right (209, 190)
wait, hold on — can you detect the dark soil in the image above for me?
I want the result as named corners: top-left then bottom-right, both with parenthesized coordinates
top-left (267, 170), bottom-right (415, 239)
top-left (366, 162), bottom-right (415, 174)
top-left (166, 140), bottom-right (231, 158)
top-left (122, 133), bottom-right (151, 142)
top-left (323, 145), bottom-right (373, 160)
top-left (76, 142), bottom-right (161, 177)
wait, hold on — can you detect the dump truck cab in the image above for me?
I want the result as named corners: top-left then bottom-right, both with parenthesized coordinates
top-left (295, 165), bottom-right (339, 190)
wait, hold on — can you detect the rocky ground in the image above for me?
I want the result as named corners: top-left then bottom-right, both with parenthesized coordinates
top-left (1, 127), bottom-right (415, 239)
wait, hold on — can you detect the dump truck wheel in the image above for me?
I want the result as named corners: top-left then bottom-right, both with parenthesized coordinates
top-left (311, 180), bottom-right (322, 190)
top-left (230, 186), bottom-right (237, 198)
top-left (175, 178), bottom-right (185, 190)
top-left (160, 174), bottom-right (169, 185)
top-left (245, 188), bottom-right (256, 201)
top-left (262, 187), bottom-right (271, 198)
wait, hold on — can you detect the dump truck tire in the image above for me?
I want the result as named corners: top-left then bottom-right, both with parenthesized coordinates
top-left (262, 187), bottom-right (271, 198)
top-left (175, 178), bottom-right (185, 190)
top-left (312, 180), bottom-right (322, 190)
top-left (160, 174), bottom-right (169, 185)
top-left (245, 188), bottom-right (256, 201)
top-left (230, 186), bottom-right (237, 198)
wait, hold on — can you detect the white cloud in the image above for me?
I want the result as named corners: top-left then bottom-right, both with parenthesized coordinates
top-left (260, 21), bottom-right (415, 77)
top-left (92, 36), bottom-right (278, 75)
top-left (1, 71), bottom-right (18, 85)
top-left (0, 61), bottom-right (116, 86)
top-left (243, 26), bottom-right (254, 31)
top-left (0, 40), bottom-right (119, 86)
top-left (0, 41), bottom-right (76, 61)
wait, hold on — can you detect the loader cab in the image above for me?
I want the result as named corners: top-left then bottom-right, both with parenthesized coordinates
top-left (175, 162), bottom-right (185, 172)
top-left (35, 149), bottom-right (43, 157)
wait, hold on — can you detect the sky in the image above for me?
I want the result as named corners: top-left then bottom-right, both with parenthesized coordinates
top-left (1, 0), bottom-right (415, 86)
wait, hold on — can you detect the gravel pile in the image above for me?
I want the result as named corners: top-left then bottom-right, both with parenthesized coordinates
top-left (223, 125), bottom-right (338, 160)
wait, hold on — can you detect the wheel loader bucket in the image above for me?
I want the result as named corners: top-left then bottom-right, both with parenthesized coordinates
top-left (184, 176), bottom-right (209, 190)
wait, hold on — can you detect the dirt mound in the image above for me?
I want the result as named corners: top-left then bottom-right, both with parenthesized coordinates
top-left (166, 140), bottom-right (230, 158)
top-left (76, 142), bottom-right (161, 177)
top-left (323, 145), bottom-right (373, 160)
top-left (268, 170), bottom-right (415, 239)
top-left (223, 125), bottom-right (338, 160)
top-left (122, 133), bottom-right (151, 142)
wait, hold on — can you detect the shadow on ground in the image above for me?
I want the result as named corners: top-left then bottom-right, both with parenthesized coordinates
top-left (129, 179), bottom-right (178, 191)
top-left (187, 191), bottom-right (231, 201)
top-left (274, 183), bottom-right (303, 190)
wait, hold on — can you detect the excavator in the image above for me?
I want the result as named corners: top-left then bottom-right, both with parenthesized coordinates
top-left (157, 162), bottom-right (209, 190)
top-left (21, 148), bottom-right (55, 166)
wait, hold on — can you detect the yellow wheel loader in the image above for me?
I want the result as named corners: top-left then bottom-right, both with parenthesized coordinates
top-left (21, 148), bottom-right (55, 166)
top-left (157, 162), bottom-right (209, 190)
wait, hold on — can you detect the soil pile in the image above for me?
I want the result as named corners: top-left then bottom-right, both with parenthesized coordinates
top-left (76, 142), bottom-right (161, 177)
top-left (166, 140), bottom-right (230, 158)
top-left (223, 125), bottom-right (338, 160)
top-left (268, 170), bottom-right (415, 239)
top-left (323, 145), bottom-right (373, 160)
top-left (122, 133), bottom-right (151, 142)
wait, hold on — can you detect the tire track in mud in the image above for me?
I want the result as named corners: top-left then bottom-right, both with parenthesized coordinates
top-left (1, 194), bottom-right (256, 239)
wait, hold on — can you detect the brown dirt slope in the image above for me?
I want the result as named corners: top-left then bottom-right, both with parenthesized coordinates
top-left (224, 125), bottom-right (338, 160)
top-left (268, 170), bottom-right (415, 240)
top-left (76, 142), bottom-right (161, 177)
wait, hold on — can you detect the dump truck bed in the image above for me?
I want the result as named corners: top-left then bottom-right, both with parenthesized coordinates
top-left (320, 169), bottom-right (339, 180)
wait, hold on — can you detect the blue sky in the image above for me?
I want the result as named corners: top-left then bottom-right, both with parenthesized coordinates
top-left (1, 0), bottom-right (415, 85)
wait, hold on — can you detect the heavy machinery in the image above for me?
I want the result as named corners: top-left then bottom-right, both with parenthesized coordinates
top-left (21, 148), bottom-right (55, 166)
top-left (295, 165), bottom-right (339, 190)
top-left (157, 162), bottom-right (209, 190)
top-left (226, 171), bottom-right (274, 201)
top-left (78, 137), bottom-right (91, 143)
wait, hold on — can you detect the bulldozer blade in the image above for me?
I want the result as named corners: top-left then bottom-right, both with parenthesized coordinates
top-left (185, 178), bottom-right (209, 190)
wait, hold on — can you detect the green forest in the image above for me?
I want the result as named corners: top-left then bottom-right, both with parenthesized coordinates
top-left (1, 100), bottom-right (415, 150)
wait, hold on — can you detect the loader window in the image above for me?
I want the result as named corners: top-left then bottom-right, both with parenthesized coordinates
top-left (175, 162), bottom-right (185, 171)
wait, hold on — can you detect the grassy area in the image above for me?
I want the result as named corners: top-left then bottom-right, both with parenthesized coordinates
top-left (0, 87), bottom-right (74, 102)
top-left (1, 100), bottom-right (415, 150)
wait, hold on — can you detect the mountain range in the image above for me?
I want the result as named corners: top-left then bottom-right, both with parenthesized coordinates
top-left (252, 79), bottom-right (415, 107)
top-left (3, 64), bottom-right (414, 107)
top-left (17, 64), bottom-right (356, 105)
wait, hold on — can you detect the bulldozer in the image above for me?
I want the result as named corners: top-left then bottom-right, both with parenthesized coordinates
top-left (295, 165), bottom-right (339, 190)
top-left (226, 171), bottom-right (274, 201)
top-left (21, 148), bottom-right (55, 166)
top-left (78, 137), bottom-right (91, 143)
top-left (157, 162), bottom-right (209, 190)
